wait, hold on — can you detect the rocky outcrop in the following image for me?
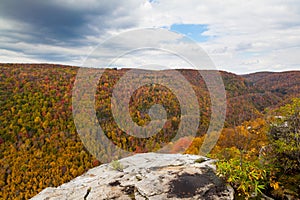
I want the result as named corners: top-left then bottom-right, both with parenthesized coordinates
top-left (31, 153), bottom-right (234, 200)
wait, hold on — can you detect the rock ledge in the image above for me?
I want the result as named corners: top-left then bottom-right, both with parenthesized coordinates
top-left (31, 153), bottom-right (233, 200)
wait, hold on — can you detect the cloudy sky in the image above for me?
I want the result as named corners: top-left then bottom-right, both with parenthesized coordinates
top-left (0, 0), bottom-right (299, 74)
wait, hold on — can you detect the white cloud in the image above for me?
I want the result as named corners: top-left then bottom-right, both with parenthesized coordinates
top-left (0, 0), bottom-right (299, 73)
top-left (135, 0), bottom-right (300, 73)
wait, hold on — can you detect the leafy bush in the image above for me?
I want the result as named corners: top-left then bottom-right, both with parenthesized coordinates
top-left (217, 156), bottom-right (267, 197)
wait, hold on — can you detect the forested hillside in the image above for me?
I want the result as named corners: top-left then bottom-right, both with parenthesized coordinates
top-left (243, 71), bottom-right (300, 105)
top-left (0, 64), bottom-right (299, 199)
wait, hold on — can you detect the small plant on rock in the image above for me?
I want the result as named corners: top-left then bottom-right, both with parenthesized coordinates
top-left (110, 160), bottom-right (124, 172)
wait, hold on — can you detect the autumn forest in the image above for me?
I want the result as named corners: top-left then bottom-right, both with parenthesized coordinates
top-left (0, 64), bottom-right (299, 199)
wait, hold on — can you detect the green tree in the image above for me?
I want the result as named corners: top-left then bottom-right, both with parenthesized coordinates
top-left (268, 98), bottom-right (300, 173)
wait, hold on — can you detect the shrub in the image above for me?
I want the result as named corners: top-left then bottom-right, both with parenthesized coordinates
top-left (217, 156), bottom-right (267, 197)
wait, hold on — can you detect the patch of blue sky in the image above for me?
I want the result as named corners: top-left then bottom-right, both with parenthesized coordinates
top-left (170, 24), bottom-right (210, 42)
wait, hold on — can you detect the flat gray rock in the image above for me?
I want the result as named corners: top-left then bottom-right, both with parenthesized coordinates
top-left (31, 153), bottom-right (234, 200)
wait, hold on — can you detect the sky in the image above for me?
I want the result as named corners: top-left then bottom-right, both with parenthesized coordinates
top-left (0, 0), bottom-right (300, 74)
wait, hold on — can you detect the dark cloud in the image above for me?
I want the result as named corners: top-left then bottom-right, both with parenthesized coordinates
top-left (0, 0), bottom-right (138, 46)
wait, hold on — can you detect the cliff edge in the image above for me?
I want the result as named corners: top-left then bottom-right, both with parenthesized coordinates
top-left (31, 153), bottom-right (234, 200)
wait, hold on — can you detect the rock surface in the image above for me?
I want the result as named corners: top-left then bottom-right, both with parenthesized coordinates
top-left (31, 153), bottom-right (234, 200)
